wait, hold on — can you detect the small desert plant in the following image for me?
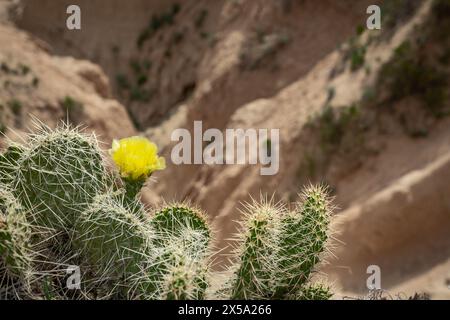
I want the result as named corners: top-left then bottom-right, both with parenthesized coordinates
top-left (137, 4), bottom-right (181, 49)
top-left (342, 36), bottom-right (367, 72)
top-left (350, 45), bottom-right (366, 71)
top-left (116, 73), bottom-right (130, 90)
top-left (129, 60), bottom-right (151, 87)
top-left (194, 9), bottom-right (208, 30)
top-left (60, 96), bottom-right (84, 124)
top-left (318, 104), bottom-right (360, 149)
top-left (344, 289), bottom-right (430, 300)
top-left (240, 31), bottom-right (291, 70)
top-left (0, 62), bottom-right (10, 73)
top-left (7, 99), bottom-right (22, 116)
top-left (379, 40), bottom-right (448, 117)
top-left (32, 77), bottom-right (39, 88)
top-left (0, 122), bottom-right (334, 300)
top-left (19, 64), bottom-right (30, 76)
top-left (130, 87), bottom-right (152, 102)
top-left (381, 0), bottom-right (423, 30)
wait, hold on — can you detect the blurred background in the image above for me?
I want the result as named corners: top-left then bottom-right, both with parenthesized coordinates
top-left (0, 0), bottom-right (449, 298)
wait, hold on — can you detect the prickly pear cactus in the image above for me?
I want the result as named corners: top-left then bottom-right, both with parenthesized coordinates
top-left (0, 123), bottom-right (334, 300)
top-left (221, 186), bottom-right (333, 300)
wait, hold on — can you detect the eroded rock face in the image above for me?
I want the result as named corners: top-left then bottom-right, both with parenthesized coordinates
top-left (148, 1), bottom-right (450, 298)
top-left (16, 0), bottom-right (218, 128)
top-left (327, 151), bottom-right (450, 299)
top-left (16, 0), bottom-right (377, 129)
top-left (0, 11), bottom-right (136, 147)
top-left (0, 0), bottom-right (161, 218)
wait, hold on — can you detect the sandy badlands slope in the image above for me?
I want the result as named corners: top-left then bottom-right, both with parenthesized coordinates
top-left (2, 0), bottom-right (449, 298)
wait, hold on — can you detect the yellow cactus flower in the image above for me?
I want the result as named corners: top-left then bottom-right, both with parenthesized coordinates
top-left (110, 136), bottom-right (165, 180)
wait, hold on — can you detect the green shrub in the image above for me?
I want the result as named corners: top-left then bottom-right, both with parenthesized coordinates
top-left (318, 105), bottom-right (360, 148)
top-left (116, 74), bottom-right (130, 90)
top-left (130, 87), bottom-right (152, 102)
top-left (379, 41), bottom-right (448, 117)
top-left (137, 4), bottom-right (182, 49)
top-left (195, 9), bottom-right (208, 29)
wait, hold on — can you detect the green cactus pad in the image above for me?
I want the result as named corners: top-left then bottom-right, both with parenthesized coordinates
top-left (273, 185), bottom-right (331, 298)
top-left (230, 199), bottom-right (281, 299)
top-left (0, 186), bottom-right (34, 299)
top-left (74, 192), bottom-right (154, 298)
top-left (14, 125), bottom-right (107, 230)
top-left (148, 205), bottom-right (211, 300)
top-left (0, 145), bottom-right (24, 186)
top-left (159, 245), bottom-right (209, 300)
top-left (151, 205), bottom-right (210, 255)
